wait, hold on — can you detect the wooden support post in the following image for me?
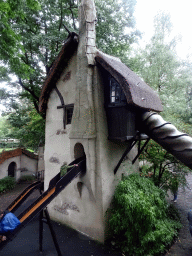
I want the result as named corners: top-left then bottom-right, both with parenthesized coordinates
top-left (55, 87), bottom-right (66, 130)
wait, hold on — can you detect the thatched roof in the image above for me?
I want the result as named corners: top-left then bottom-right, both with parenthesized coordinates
top-left (95, 51), bottom-right (163, 112)
top-left (39, 33), bottom-right (163, 115)
top-left (39, 33), bottom-right (78, 115)
top-left (0, 148), bottom-right (38, 164)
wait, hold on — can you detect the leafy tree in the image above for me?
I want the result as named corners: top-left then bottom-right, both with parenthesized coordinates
top-left (5, 104), bottom-right (45, 150)
top-left (128, 12), bottom-right (192, 121)
top-left (139, 140), bottom-right (190, 191)
top-left (0, 0), bottom-right (140, 148)
top-left (0, 116), bottom-right (13, 140)
top-left (127, 12), bottom-right (192, 189)
top-left (0, 0), bottom-right (38, 67)
top-left (129, 13), bottom-right (192, 129)
top-left (129, 13), bottom-right (181, 93)
top-left (95, 0), bottom-right (141, 62)
top-left (0, 0), bottom-right (140, 115)
top-left (0, 101), bottom-right (44, 151)
top-left (0, 0), bottom-right (78, 114)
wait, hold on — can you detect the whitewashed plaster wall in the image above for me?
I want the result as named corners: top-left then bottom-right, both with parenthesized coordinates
top-left (44, 61), bottom-right (139, 242)
top-left (0, 156), bottom-right (21, 180)
top-left (43, 0), bottom-right (139, 243)
top-left (44, 53), bottom-right (106, 241)
top-left (93, 67), bottom-right (139, 216)
top-left (0, 154), bottom-right (38, 181)
top-left (44, 53), bottom-right (77, 191)
top-left (43, 53), bottom-right (87, 236)
top-left (20, 155), bottom-right (38, 176)
top-left (37, 147), bottom-right (45, 172)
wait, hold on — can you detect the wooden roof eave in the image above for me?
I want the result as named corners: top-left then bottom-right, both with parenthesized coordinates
top-left (39, 33), bottom-right (79, 116)
top-left (95, 51), bottom-right (163, 113)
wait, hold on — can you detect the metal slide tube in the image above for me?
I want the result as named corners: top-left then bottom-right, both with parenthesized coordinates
top-left (140, 112), bottom-right (192, 169)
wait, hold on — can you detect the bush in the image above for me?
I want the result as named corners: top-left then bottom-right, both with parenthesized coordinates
top-left (139, 140), bottom-right (190, 190)
top-left (19, 175), bottom-right (36, 182)
top-left (107, 173), bottom-right (181, 256)
top-left (0, 176), bottom-right (16, 193)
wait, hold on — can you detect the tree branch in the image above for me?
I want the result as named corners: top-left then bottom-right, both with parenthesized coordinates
top-left (69, 5), bottom-right (77, 30)
top-left (18, 78), bottom-right (39, 102)
top-left (32, 99), bottom-right (40, 114)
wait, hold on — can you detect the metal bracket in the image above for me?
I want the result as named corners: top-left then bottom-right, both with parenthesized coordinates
top-left (114, 137), bottom-right (137, 175)
top-left (114, 133), bottom-right (150, 175)
top-left (132, 137), bottom-right (150, 164)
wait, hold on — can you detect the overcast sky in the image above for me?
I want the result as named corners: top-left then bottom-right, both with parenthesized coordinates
top-left (134, 0), bottom-right (192, 59)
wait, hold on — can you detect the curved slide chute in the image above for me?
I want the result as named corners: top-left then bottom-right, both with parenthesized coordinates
top-left (140, 111), bottom-right (192, 169)
top-left (0, 157), bottom-right (86, 250)
top-left (7, 181), bottom-right (44, 213)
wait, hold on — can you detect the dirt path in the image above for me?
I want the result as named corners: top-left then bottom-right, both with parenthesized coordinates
top-left (165, 173), bottom-right (192, 256)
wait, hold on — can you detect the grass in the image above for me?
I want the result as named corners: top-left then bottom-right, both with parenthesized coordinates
top-left (0, 148), bottom-right (35, 153)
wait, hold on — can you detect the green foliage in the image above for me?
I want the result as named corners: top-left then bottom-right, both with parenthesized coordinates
top-left (129, 12), bottom-right (192, 137)
top-left (130, 14), bottom-right (192, 191)
top-left (0, 116), bottom-right (13, 139)
top-left (0, 0), bottom-right (78, 114)
top-left (129, 12), bottom-right (180, 93)
top-left (0, 0), bottom-right (140, 148)
top-left (95, 0), bottom-right (141, 61)
top-left (0, 176), bottom-right (16, 193)
top-left (139, 140), bottom-right (190, 191)
top-left (108, 174), bottom-right (181, 256)
top-left (2, 104), bottom-right (45, 150)
top-left (19, 175), bottom-right (36, 182)
top-left (0, 0), bottom-right (140, 116)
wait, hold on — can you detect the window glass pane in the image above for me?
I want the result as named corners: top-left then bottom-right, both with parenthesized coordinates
top-left (110, 77), bottom-right (121, 104)
top-left (66, 106), bottom-right (74, 124)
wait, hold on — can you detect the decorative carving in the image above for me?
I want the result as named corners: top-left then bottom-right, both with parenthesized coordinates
top-left (54, 202), bottom-right (80, 215)
top-left (77, 182), bottom-right (83, 198)
top-left (62, 71), bottom-right (71, 82)
top-left (49, 157), bottom-right (60, 164)
top-left (56, 129), bottom-right (67, 135)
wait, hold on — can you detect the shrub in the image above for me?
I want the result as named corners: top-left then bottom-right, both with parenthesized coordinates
top-left (107, 173), bottom-right (181, 256)
top-left (0, 176), bottom-right (16, 193)
top-left (139, 140), bottom-right (190, 190)
top-left (19, 175), bottom-right (36, 182)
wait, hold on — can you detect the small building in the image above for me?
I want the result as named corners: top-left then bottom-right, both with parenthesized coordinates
top-left (0, 148), bottom-right (38, 181)
top-left (39, 0), bottom-right (162, 242)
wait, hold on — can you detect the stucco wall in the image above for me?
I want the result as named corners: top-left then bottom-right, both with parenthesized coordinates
top-left (0, 156), bottom-right (21, 180)
top-left (44, 49), bottom-right (106, 241)
top-left (38, 147), bottom-right (45, 172)
top-left (93, 65), bottom-right (139, 214)
top-left (43, 0), bottom-right (139, 240)
top-left (44, 52), bottom-right (79, 232)
top-left (0, 152), bottom-right (38, 181)
top-left (44, 53), bottom-right (77, 190)
top-left (20, 154), bottom-right (38, 176)
top-left (44, 57), bottom-right (139, 242)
